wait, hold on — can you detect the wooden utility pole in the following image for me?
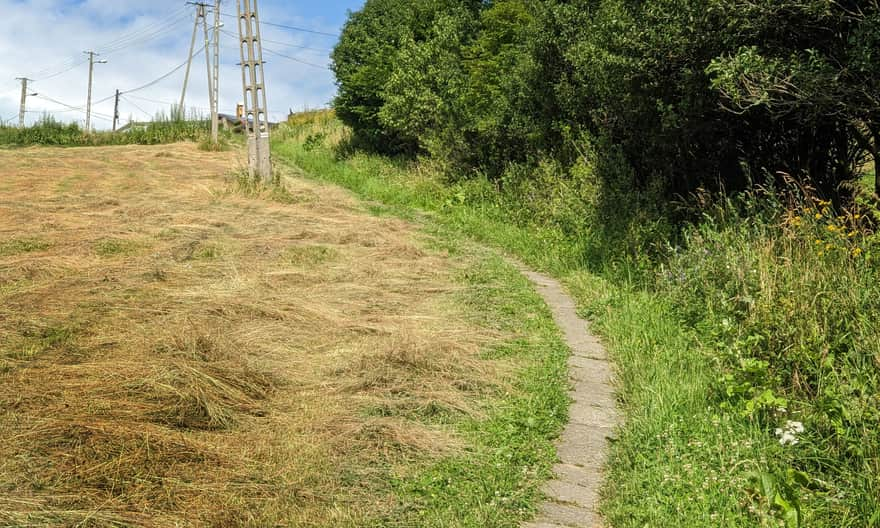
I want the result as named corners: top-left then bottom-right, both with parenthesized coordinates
top-left (112, 89), bottom-right (121, 132)
top-left (15, 77), bottom-right (34, 128)
top-left (237, 0), bottom-right (271, 182)
top-left (84, 51), bottom-right (107, 133)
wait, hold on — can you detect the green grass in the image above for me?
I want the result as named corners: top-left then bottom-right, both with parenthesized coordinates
top-left (0, 114), bottom-right (230, 147)
top-left (0, 237), bottom-right (50, 256)
top-left (274, 123), bottom-right (570, 527)
top-left (273, 115), bottom-right (880, 527)
top-left (273, 122), bottom-right (762, 527)
top-left (383, 252), bottom-right (569, 527)
top-left (93, 238), bottom-right (142, 257)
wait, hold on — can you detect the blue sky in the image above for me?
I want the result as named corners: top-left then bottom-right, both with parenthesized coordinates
top-left (0, 1), bottom-right (365, 128)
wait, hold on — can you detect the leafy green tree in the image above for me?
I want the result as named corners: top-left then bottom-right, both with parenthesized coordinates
top-left (332, 0), bottom-right (482, 155)
top-left (708, 1), bottom-right (880, 195)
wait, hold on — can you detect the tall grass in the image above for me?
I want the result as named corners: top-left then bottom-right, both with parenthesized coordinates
top-left (0, 113), bottom-right (222, 147)
top-left (274, 112), bottom-right (880, 527)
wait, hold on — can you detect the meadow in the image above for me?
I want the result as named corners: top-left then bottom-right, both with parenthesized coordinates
top-left (0, 142), bottom-right (568, 526)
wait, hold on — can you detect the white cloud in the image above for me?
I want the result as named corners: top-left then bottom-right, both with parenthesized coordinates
top-left (0, 1), bottom-right (339, 128)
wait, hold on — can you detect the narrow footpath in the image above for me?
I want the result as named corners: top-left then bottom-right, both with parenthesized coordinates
top-left (520, 269), bottom-right (620, 528)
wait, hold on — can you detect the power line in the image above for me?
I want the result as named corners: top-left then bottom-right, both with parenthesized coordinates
top-left (90, 6), bottom-right (190, 52)
top-left (89, 45), bottom-right (207, 107)
top-left (100, 18), bottom-right (190, 57)
top-left (125, 93), bottom-right (209, 111)
top-left (35, 60), bottom-right (91, 82)
top-left (124, 45), bottom-right (206, 95)
top-left (34, 94), bottom-right (84, 111)
top-left (97, 7), bottom-right (191, 54)
top-left (27, 7), bottom-right (191, 81)
top-left (219, 12), bottom-right (339, 38)
top-left (120, 95), bottom-right (152, 118)
top-left (31, 95), bottom-right (115, 121)
top-left (261, 47), bottom-right (329, 70)
top-left (219, 28), bottom-right (331, 53)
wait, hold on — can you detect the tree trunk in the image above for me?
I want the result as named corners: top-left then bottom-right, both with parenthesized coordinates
top-left (875, 150), bottom-right (879, 197)
top-left (861, 122), bottom-right (880, 197)
top-left (871, 125), bottom-right (880, 197)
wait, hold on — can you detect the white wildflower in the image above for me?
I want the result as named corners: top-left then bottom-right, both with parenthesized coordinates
top-left (775, 420), bottom-right (805, 446)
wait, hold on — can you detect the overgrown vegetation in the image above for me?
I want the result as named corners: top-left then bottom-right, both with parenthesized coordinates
top-left (276, 114), bottom-right (880, 527)
top-left (0, 113), bottom-right (220, 147)
top-left (333, 0), bottom-right (879, 199)
top-left (329, 2), bottom-right (880, 525)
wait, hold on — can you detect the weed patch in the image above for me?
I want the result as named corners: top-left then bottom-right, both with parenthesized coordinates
top-left (283, 244), bottom-right (338, 266)
top-left (0, 237), bottom-right (50, 256)
top-left (93, 238), bottom-right (142, 257)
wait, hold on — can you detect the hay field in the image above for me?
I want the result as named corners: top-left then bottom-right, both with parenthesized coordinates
top-left (0, 144), bottom-right (503, 526)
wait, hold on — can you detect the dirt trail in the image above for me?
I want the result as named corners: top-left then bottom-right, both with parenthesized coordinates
top-left (520, 269), bottom-right (619, 528)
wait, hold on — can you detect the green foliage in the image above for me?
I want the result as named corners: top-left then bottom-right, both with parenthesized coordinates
top-left (0, 114), bottom-right (217, 147)
top-left (706, 1), bottom-right (880, 195)
top-left (334, 0), bottom-right (880, 200)
top-left (0, 237), bottom-right (50, 257)
top-left (276, 114), bottom-right (880, 527)
top-left (658, 192), bottom-right (880, 524)
top-left (332, 0), bottom-right (482, 154)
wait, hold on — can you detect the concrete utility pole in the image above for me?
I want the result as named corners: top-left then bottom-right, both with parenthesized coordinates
top-left (180, 2), bottom-right (217, 124)
top-left (180, 4), bottom-right (203, 117)
top-left (237, 0), bottom-right (272, 182)
top-left (15, 77), bottom-right (35, 128)
top-left (210, 0), bottom-right (221, 145)
top-left (112, 89), bottom-right (121, 132)
top-left (84, 51), bottom-right (107, 133)
top-left (201, 4), bottom-right (215, 123)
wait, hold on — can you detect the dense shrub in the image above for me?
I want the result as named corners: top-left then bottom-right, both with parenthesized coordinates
top-left (333, 0), bottom-right (880, 199)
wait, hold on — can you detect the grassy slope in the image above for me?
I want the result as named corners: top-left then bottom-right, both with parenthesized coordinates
top-left (383, 251), bottom-right (570, 527)
top-left (272, 123), bottom-right (776, 527)
top-left (0, 144), bottom-right (567, 527)
top-left (272, 152), bottom-right (574, 527)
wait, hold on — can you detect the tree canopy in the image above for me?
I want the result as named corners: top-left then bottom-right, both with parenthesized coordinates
top-left (332, 0), bottom-right (880, 198)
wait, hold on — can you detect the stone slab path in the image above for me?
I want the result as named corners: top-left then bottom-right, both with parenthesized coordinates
top-left (520, 268), bottom-right (620, 528)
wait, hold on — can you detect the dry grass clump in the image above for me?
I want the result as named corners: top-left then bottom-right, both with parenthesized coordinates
top-left (135, 331), bottom-right (276, 430)
top-left (0, 143), bottom-right (504, 526)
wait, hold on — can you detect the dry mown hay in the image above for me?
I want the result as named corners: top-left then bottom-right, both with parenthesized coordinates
top-left (0, 144), bottom-right (505, 526)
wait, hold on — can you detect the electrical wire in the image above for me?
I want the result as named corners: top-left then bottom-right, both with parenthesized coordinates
top-left (90, 44), bottom-right (207, 107)
top-left (29, 96), bottom-right (114, 121)
top-left (90, 6), bottom-right (190, 52)
top-left (99, 16), bottom-right (190, 57)
top-left (33, 94), bottom-right (85, 112)
top-left (219, 13), bottom-right (339, 38)
top-left (261, 47), bottom-right (329, 70)
top-left (27, 7), bottom-right (191, 81)
top-left (125, 94), bottom-right (211, 113)
top-left (219, 28), bottom-right (332, 53)
top-left (121, 45), bottom-right (205, 95)
top-left (119, 95), bottom-right (152, 118)
top-left (35, 59), bottom-right (91, 82)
